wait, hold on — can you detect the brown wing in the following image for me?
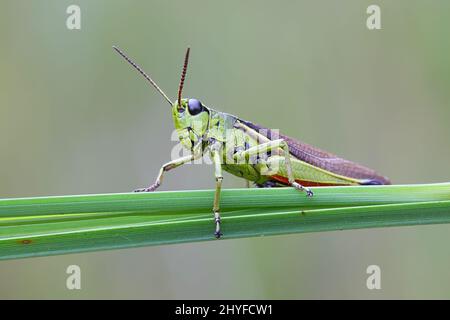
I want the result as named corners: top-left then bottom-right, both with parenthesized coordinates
top-left (240, 120), bottom-right (390, 185)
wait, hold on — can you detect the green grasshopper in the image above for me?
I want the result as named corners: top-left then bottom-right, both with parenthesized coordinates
top-left (113, 46), bottom-right (390, 239)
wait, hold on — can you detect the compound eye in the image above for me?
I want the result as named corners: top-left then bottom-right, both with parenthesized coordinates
top-left (188, 99), bottom-right (203, 115)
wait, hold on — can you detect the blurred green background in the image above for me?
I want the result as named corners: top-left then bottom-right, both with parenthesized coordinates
top-left (1, 0), bottom-right (450, 299)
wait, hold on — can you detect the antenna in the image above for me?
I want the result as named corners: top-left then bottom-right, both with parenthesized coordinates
top-left (112, 46), bottom-right (173, 106)
top-left (177, 47), bottom-right (191, 110)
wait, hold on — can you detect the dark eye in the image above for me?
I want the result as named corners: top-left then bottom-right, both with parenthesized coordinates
top-left (188, 99), bottom-right (203, 115)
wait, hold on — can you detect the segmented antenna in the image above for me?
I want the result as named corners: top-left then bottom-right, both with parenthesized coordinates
top-left (177, 47), bottom-right (191, 110)
top-left (112, 46), bottom-right (173, 106)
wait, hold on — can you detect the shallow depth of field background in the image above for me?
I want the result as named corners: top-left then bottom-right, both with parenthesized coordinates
top-left (0, 0), bottom-right (449, 299)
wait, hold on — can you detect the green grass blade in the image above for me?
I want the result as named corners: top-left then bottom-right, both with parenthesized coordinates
top-left (0, 183), bottom-right (450, 260)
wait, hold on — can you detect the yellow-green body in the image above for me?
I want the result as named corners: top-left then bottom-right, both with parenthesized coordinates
top-left (173, 99), bottom-right (367, 187)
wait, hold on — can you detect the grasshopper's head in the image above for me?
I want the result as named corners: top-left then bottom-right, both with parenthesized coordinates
top-left (172, 98), bottom-right (209, 150)
top-left (113, 46), bottom-right (209, 150)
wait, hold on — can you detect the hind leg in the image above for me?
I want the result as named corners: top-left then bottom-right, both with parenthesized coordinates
top-left (234, 139), bottom-right (313, 197)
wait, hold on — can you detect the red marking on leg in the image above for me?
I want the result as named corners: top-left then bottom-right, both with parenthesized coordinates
top-left (270, 175), bottom-right (347, 187)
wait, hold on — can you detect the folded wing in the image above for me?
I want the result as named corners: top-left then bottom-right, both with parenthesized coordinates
top-left (240, 120), bottom-right (390, 185)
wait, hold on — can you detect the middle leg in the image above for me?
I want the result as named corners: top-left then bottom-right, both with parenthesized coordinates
top-left (211, 144), bottom-right (224, 238)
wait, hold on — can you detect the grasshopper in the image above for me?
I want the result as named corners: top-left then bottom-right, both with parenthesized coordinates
top-left (113, 46), bottom-right (390, 239)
